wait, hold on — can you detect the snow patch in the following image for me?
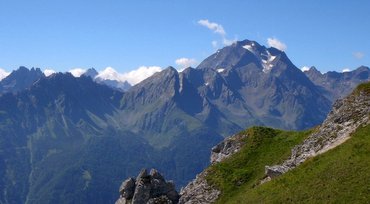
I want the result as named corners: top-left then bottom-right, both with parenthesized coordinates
top-left (216, 68), bottom-right (225, 73)
top-left (242, 44), bottom-right (253, 51)
top-left (261, 51), bottom-right (277, 73)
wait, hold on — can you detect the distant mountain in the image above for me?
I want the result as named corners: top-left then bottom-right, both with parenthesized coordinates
top-left (83, 68), bottom-right (132, 91)
top-left (0, 73), bottom-right (153, 203)
top-left (304, 66), bottom-right (370, 102)
top-left (194, 39), bottom-right (331, 130)
top-left (0, 66), bottom-right (44, 94)
top-left (82, 67), bottom-right (99, 78)
top-left (0, 39), bottom-right (368, 203)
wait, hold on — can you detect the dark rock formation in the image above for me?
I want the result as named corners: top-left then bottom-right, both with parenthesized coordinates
top-left (0, 66), bottom-right (44, 94)
top-left (116, 169), bottom-right (179, 204)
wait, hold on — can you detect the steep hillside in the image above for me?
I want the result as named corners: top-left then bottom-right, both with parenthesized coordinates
top-left (179, 82), bottom-right (370, 203)
top-left (0, 40), bottom-right (368, 203)
top-left (0, 73), bottom-right (155, 203)
top-left (226, 124), bottom-right (370, 203)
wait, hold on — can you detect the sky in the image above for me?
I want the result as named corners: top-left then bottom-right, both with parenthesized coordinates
top-left (0, 0), bottom-right (369, 79)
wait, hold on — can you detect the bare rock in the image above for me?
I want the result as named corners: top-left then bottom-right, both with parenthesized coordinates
top-left (119, 177), bottom-right (136, 199)
top-left (179, 171), bottom-right (220, 204)
top-left (116, 168), bottom-right (179, 204)
top-left (210, 133), bottom-right (248, 164)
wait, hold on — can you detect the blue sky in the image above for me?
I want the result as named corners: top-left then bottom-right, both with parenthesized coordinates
top-left (0, 0), bottom-right (369, 74)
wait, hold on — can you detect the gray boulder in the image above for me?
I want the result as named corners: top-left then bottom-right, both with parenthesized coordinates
top-left (119, 177), bottom-right (136, 199)
top-left (116, 168), bottom-right (179, 204)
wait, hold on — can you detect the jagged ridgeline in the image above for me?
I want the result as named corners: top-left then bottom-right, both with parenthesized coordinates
top-left (179, 82), bottom-right (370, 203)
top-left (0, 39), bottom-right (369, 203)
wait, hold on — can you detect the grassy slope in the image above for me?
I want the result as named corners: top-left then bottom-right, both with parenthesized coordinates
top-left (229, 124), bottom-right (370, 204)
top-left (207, 124), bottom-right (370, 204)
top-left (206, 127), bottom-right (312, 203)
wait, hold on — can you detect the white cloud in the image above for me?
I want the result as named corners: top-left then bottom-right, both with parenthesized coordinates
top-left (0, 68), bottom-right (10, 80)
top-left (223, 38), bottom-right (237, 46)
top-left (198, 19), bottom-right (236, 47)
top-left (96, 66), bottom-right (162, 85)
top-left (68, 68), bottom-right (86, 77)
top-left (121, 66), bottom-right (162, 85)
top-left (212, 40), bottom-right (218, 48)
top-left (44, 69), bottom-right (56, 77)
top-left (175, 58), bottom-right (197, 69)
top-left (342, 68), bottom-right (351, 73)
top-left (301, 66), bottom-right (311, 72)
top-left (96, 67), bottom-right (122, 81)
top-left (198, 19), bottom-right (226, 36)
top-left (353, 52), bottom-right (364, 59)
top-left (267, 37), bottom-right (287, 51)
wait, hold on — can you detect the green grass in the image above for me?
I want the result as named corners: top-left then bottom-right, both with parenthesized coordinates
top-left (354, 81), bottom-right (370, 95)
top-left (209, 125), bottom-right (370, 204)
top-left (205, 126), bottom-right (311, 203)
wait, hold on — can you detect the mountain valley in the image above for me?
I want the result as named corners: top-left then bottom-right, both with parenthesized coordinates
top-left (0, 39), bottom-right (369, 203)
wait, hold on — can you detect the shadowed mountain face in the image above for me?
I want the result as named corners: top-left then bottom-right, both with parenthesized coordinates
top-left (0, 73), bottom-right (221, 203)
top-left (0, 39), bottom-right (366, 203)
top-left (194, 40), bottom-right (331, 130)
top-left (0, 66), bottom-right (44, 94)
top-left (304, 66), bottom-right (370, 102)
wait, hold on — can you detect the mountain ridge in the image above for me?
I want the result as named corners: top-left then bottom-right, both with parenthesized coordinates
top-left (0, 39), bottom-right (369, 203)
top-left (178, 81), bottom-right (370, 203)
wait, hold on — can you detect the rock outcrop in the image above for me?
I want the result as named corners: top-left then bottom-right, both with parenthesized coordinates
top-left (179, 133), bottom-right (249, 204)
top-left (210, 132), bottom-right (247, 164)
top-left (265, 85), bottom-right (370, 178)
top-left (116, 169), bottom-right (179, 204)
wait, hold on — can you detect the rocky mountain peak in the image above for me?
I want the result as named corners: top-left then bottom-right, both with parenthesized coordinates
top-left (0, 66), bottom-right (45, 94)
top-left (83, 68), bottom-right (99, 79)
top-left (196, 39), bottom-right (294, 75)
top-left (116, 169), bottom-right (179, 204)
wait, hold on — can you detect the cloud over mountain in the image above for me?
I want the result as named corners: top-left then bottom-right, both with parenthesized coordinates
top-left (267, 37), bottom-right (287, 51)
top-left (69, 68), bottom-right (86, 77)
top-left (301, 66), bottom-right (311, 72)
top-left (96, 66), bottom-right (162, 85)
top-left (44, 69), bottom-right (56, 77)
top-left (175, 58), bottom-right (197, 69)
top-left (0, 68), bottom-right (10, 80)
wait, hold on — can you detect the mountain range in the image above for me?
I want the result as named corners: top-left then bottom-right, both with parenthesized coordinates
top-left (0, 39), bottom-right (369, 203)
top-left (178, 81), bottom-right (370, 203)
